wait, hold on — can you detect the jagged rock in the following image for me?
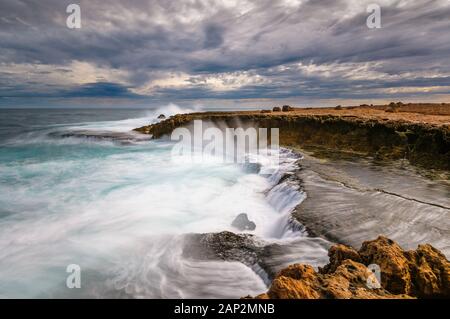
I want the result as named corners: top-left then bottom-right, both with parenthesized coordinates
top-left (261, 264), bottom-right (321, 299)
top-left (232, 213), bottom-right (256, 231)
top-left (157, 114), bottom-right (166, 120)
top-left (319, 244), bottom-right (362, 274)
top-left (335, 105), bottom-right (343, 110)
top-left (411, 244), bottom-right (450, 298)
top-left (253, 236), bottom-right (449, 299)
top-left (359, 236), bottom-right (412, 294)
top-left (183, 231), bottom-right (263, 265)
top-left (182, 231), bottom-right (314, 281)
top-left (273, 107), bottom-right (282, 112)
top-left (359, 236), bottom-right (450, 298)
top-left (282, 105), bottom-right (294, 112)
top-left (257, 260), bottom-right (405, 299)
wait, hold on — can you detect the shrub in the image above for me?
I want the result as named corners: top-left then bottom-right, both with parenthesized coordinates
top-left (282, 105), bottom-right (294, 112)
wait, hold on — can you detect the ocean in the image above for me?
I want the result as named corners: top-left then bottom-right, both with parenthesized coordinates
top-left (0, 107), bottom-right (330, 298)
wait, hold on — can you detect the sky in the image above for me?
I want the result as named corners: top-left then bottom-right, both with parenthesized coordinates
top-left (0, 0), bottom-right (449, 108)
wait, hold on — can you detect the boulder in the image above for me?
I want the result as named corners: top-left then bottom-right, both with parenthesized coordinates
top-left (319, 244), bottom-right (361, 274)
top-left (232, 213), bottom-right (256, 231)
top-left (359, 236), bottom-right (412, 294)
top-left (253, 236), bottom-right (449, 299)
top-left (405, 244), bottom-right (450, 298)
top-left (183, 231), bottom-right (262, 265)
top-left (359, 236), bottom-right (450, 298)
top-left (273, 107), bottom-right (282, 112)
top-left (282, 105), bottom-right (294, 112)
top-left (258, 260), bottom-right (406, 299)
top-left (262, 264), bottom-right (321, 299)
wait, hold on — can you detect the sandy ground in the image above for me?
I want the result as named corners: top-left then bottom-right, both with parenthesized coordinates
top-left (191, 103), bottom-right (450, 126)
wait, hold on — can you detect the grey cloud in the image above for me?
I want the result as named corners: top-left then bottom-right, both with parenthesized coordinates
top-left (0, 0), bottom-right (449, 105)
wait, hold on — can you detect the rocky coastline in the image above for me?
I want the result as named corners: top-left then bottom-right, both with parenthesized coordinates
top-left (135, 103), bottom-right (450, 171)
top-left (134, 104), bottom-right (450, 299)
top-left (252, 236), bottom-right (450, 299)
top-left (183, 232), bottom-right (449, 299)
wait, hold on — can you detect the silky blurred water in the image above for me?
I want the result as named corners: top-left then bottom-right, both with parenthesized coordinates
top-left (0, 107), bottom-right (324, 298)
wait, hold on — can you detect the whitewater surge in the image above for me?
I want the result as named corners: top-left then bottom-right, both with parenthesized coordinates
top-left (0, 106), bottom-right (326, 298)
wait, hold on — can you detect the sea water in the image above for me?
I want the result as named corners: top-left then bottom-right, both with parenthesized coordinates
top-left (0, 106), bottom-right (329, 298)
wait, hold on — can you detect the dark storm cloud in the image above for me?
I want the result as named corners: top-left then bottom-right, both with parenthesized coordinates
top-left (63, 82), bottom-right (138, 98)
top-left (0, 0), bottom-right (449, 105)
top-left (203, 24), bottom-right (225, 49)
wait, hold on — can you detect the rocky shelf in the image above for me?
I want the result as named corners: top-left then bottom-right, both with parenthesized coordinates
top-left (134, 104), bottom-right (450, 170)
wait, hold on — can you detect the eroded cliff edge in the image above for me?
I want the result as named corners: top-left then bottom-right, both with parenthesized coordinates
top-left (134, 108), bottom-right (450, 171)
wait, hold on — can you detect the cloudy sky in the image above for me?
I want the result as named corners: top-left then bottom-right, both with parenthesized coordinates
top-left (1, 0), bottom-right (449, 108)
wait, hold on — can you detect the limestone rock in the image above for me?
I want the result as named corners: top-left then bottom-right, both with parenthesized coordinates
top-left (261, 260), bottom-right (405, 299)
top-left (133, 110), bottom-right (450, 170)
top-left (319, 244), bottom-right (362, 274)
top-left (265, 264), bottom-right (321, 299)
top-left (359, 236), bottom-right (412, 294)
top-left (358, 236), bottom-right (450, 298)
top-left (253, 236), bottom-right (449, 299)
top-left (406, 244), bottom-right (450, 298)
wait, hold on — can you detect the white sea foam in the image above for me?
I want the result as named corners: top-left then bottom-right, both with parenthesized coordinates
top-left (0, 108), bottom-right (315, 298)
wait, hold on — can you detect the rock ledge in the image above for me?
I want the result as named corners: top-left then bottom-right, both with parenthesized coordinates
top-left (252, 236), bottom-right (449, 299)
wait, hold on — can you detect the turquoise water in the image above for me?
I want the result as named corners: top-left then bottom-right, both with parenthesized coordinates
top-left (0, 107), bottom-right (327, 298)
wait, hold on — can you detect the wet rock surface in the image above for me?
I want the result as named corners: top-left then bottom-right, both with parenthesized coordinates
top-left (183, 232), bottom-right (262, 262)
top-left (49, 130), bottom-right (151, 144)
top-left (231, 213), bottom-right (256, 231)
top-left (182, 232), bottom-right (268, 276)
top-left (182, 232), bottom-right (330, 281)
top-left (291, 153), bottom-right (450, 256)
top-left (253, 236), bottom-right (450, 299)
